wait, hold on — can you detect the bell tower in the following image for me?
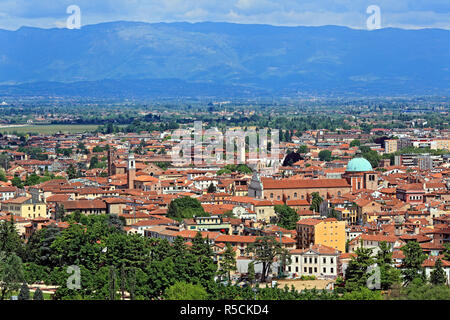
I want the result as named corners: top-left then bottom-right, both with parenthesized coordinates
top-left (127, 153), bottom-right (136, 189)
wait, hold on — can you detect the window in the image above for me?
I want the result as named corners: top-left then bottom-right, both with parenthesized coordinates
top-left (330, 258), bottom-right (334, 264)
top-left (323, 258), bottom-right (326, 264)
top-left (323, 267), bottom-right (326, 273)
top-left (314, 267), bottom-right (317, 273)
top-left (331, 268), bottom-right (334, 273)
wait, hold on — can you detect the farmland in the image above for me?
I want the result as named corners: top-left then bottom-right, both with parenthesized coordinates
top-left (0, 124), bottom-right (100, 135)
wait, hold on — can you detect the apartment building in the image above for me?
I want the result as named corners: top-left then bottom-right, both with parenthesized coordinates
top-left (296, 218), bottom-right (346, 253)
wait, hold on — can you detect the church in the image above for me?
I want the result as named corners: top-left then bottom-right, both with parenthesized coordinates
top-left (248, 157), bottom-right (378, 202)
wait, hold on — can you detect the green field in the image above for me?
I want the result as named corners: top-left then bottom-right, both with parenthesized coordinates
top-left (0, 124), bottom-right (101, 135)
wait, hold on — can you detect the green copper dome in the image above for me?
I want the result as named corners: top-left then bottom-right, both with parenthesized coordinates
top-left (346, 157), bottom-right (373, 172)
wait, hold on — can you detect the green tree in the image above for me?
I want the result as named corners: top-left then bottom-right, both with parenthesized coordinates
top-left (340, 287), bottom-right (383, 300)
top-left (429, 259), bottom-right (447, 286)
top-left (164, 282), bottom-right (208, 300)
top-left (246, 236), bottom-right (289, 283)
top-left (0, 253), bottom-right (25, 300)
top-left (247, 261), bottom-right (256, 284)
top-left (90, 156), bottom-right (100, 169)
top-left (401, 241), bottom-right (427, 286)
top-left (66, 164), bottom-right (77, 180)
top-left (18, 282), bottom-right (30, 300)
top-left (297, 145), bottom-right (309, 154)
top-left (443, 243), bottom-right (450, 261)
top-left (0, 218), bottom-right (24, 257)
top-left (11, 176), bottom-right (24, 189)
top-left (219, 243), bottom-right (237, 282)
top-left (33, 287), bottom-right (44, 300)
top-left (397, 279), bottom-right (450, 300)
top-left (318, 150), bottom-right (332, 162)
top-left (25, 173), bottom-right (41, 186)
top-left (309, 192), bottom-right (323, 213)
top-left (349, 139), bottom-right (361, 148)
top-left (167, 197), bottom-right (207, 221)
top-left (376, 241), bottom-right (402, 290)
top-left (0, 170), bottom-right (7, 182)
top-left (190, 232), bottom-right (217, 285)
top-left (207, 183), bottom-right (216, 193)
top-left (55, 205), bottom-right (66, 221)
top-left (274, 205), bottom-right (299, 230)
top-left (344, 244), bottom-right (375, 291)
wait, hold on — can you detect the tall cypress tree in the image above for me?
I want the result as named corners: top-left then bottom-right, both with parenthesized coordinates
top-left (219, 243), bottom-right (237, 282)
top-left (18, 282), bottom-right (30, 300)
top-left (430, 259), bottom-right (447, 286)
top-left (33, 287), bottom-right (44, 300)
top-left (109, 266), bottom-right (116, 300)
top-left (344, 243), bottom-right (375, 291)
top-left (190, 233), bottom-right (217, 285)
top-left (401, 241), bottom-right (427, 286)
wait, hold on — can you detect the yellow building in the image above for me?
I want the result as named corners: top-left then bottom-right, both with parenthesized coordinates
top-left (432, 139), bottom-right (450, 151)
top-left (1, 196), bottom-right (47, 219)
top-left (297, 218), bottom-right (346, 253)
top-left (384, 139), bottom-right (398, 154)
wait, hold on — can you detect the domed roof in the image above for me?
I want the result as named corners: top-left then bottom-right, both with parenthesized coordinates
top-left (346, 157), bottom-right (373, 172)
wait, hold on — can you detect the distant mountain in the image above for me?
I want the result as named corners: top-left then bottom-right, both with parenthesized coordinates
top-left (0, 21), bottom-right (449, 98)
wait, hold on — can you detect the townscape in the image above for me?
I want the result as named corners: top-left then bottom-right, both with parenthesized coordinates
top-left (0, 102), bottom-right (449, 300)
top-left (0, 0), bottom-right (449, 304)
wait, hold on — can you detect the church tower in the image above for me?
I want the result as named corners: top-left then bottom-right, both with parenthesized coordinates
top-left (107, 148), bottom-right (114, 177)
top-left (127, 153), bottom-right (136, 190)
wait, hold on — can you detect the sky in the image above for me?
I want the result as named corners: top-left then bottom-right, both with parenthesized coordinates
top-left (0, 0), bottom-right (449, 30)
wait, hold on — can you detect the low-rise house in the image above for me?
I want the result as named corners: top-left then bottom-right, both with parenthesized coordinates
top-left (285, 244), bottom-right (341, 279)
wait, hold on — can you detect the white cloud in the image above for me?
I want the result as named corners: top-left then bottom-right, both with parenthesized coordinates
top-left (0, 0), bottom-right (448, 30)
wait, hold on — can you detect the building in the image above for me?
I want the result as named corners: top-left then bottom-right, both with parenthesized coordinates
top-left (252, 178), bottom-right (351, 202)
top-left (385, 139), bottom-right (398, 154)
top-left (127, 153), bottom-right (136, 189)
top-left (285, 244), bottom-right (341, 279)
top-left (342, 157), bottom-right (378, 192)
top-left (296, 218), bottom-right (346, 253)
top-left (183, 215), bottom-right (232, 234)
top-left (396, 183), bottom-right (425, 204)
top-left (1, 196), bottom-right (47, 219)
top-left (348, 234), bottom-right (401, 256)
top-left (0, 186), bottom-right (17, 201)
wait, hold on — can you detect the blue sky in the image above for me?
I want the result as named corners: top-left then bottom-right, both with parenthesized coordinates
top-left (0, 0), bottom-right (449, 30)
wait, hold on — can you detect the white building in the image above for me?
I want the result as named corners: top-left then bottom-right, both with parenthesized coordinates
top-left (285, 244), bottom-right (341, 279)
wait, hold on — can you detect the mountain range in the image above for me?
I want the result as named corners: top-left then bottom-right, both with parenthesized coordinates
top-left (0, 21), bottom-right (449, 98)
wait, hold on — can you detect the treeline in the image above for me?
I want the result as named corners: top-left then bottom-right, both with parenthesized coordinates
top-left (1, 213), bottom-right (449, 300)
